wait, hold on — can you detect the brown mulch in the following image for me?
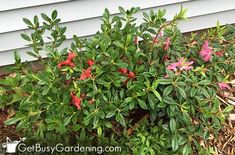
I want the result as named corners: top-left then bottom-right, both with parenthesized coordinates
top-left (0, 109), bottom-right (20, 144)
top-left (202, 121), bottom-right (235, 155)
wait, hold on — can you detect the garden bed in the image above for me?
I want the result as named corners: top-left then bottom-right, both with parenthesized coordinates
top-left (1, 7), bottom-right (235, 154)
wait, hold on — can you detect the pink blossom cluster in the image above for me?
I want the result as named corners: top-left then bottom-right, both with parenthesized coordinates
top-left (199, 40), bottom-right (212, 62)
top-left (167, 57), bottom-right (193, 71)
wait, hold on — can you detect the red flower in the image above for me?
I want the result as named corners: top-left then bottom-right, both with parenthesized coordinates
top-left (58, 51), bottom-right (77, 69)
top-left (68, 62), bottom-right (75, 68)
top-left (57, 59), bottom-right (71, 69)
top-left (215, 51), bottom-right (223, 57)
top-left (87, 59), bottom-right (95, 67)
top-left (68, 51), bottom-right (77, 60)
top-left (70, 92), bottom-right (82, 110)
top-left (79, 67), bottom-right (92, 80)
top-left (118, 68), bottom-right (128, 74)
top-left (128, 71), bottom-right (136, 79)
top-left (163, 55), bottom-right (170, 61)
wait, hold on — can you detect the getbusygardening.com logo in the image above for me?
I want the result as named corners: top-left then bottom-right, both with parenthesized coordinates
top-left (1, 137), bottom-right (122, 154)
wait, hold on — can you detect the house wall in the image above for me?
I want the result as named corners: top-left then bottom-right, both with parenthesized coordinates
top-left (0, 0), bottom-right (235, 66)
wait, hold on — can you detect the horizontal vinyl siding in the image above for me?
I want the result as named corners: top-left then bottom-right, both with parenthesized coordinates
top-left (0, 0), bottom-right (71, 12)
top-left (0, 0), bottom-right (235, 66)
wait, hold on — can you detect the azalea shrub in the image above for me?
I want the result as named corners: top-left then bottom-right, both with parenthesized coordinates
top-left (1, 7), bottom-right (235, 154)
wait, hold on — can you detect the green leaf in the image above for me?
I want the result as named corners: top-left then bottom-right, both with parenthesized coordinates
top-left (116, 113), bottom-right (126, 127)
top-left (163, 96), bottom-right (177, 105)
top-left (14, 51), bottom-right (21, 63)
top-left (151, 88), bottom-right (162, 102)
top-left (169, 118), bottom-right (176, 132)
top-left (116, 62), bottom-right (129, 68)
top-left (80, 128), bottom-right (86, 141)
top-left (183, 143), bottom-right (192, 155)
top-left (223, 105), bottom-right (234, 113)
top-left (119, 7), bottom-right (126, 15)
top-left (27, 51), bottom-right (38, 58)
top-left (48, 124), bottom-right (56, 131)
top-left (93, 116), bottom-right (99, 128)
top-left (200, 88), bottom-right (210, 98)
top-left (198, 80), bottom-right (211, 85)
top-left (124, 97), bottom-right (133, 103)
top-left (23, 18), bottom-right (33, 27)
top-left (138, 99), bottom-right (147, 110)
top-left (97, 126), bottom-right (102, 137)
top-left (52, 10), bottom-right (58, 20)
top-left (41, 13), bottom-right (51, 22)
top-left (33, 15), bottom-right (39, 26)
top-left (172, 134), bottom-right (179, 151)
top-left (163, 85), bottom-right (173, 96)
top-left (106, 111), bottom-right (116, 118)
top-left (148, 94), bottom-right (155, 110)
top-left (157, 78), bottom-right (172, 85)
top-left (21, 34), bottom-right (31, 41)
top-left (42, 87), bottom-right (50, 96)
top-left (64, 116), bottom-right (72, 126)
top-left (203, 130), bottom-right (210, 140)
top-left (157, 102), bottom-right (166, 108)
top-left (177, 86), bottom-right (187, 99)
top-left (4, 117), bottom-right (21, 125)
top-left (151, 80), bottom-right (159, 88)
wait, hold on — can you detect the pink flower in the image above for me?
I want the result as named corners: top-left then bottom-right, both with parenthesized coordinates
top-left (218, 82), bottom-right (231, 90)
top-left (153, 37), bottom-right (159, 44)
top-left (163, 37), bottom-right (171, 51)
top-left (179, 61), bottom-right (194, 71)
top-left (199, 40), bottom-right (212, 62)
top-left (167, 57), bottom-right (193, 71)
top-left (153, 32), bottom-right (163, 44)
top-left (167, 62), bottom-right (179, 71)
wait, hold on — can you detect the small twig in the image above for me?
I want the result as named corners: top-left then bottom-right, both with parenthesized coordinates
top-left (216, 95), bottom-right (229, 105)
top-left (222, 136), bottom-right (233, 152)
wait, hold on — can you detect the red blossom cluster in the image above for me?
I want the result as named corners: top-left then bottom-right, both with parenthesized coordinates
top-left (70, 91), bottom-right (82, 110)
top-left (79, 59), bottom-right (95, 80)
top-left (57, 54), bottom-right (95, 110)
top-left (215, 51), bottom-right (223, 57)
top-left (118, 68), bottom-right (136, 79)
top-left (58, 51), bottom-right (77, 68)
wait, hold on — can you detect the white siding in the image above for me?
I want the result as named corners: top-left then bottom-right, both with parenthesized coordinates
top-left (0, 0), bottom-right (235, 66)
